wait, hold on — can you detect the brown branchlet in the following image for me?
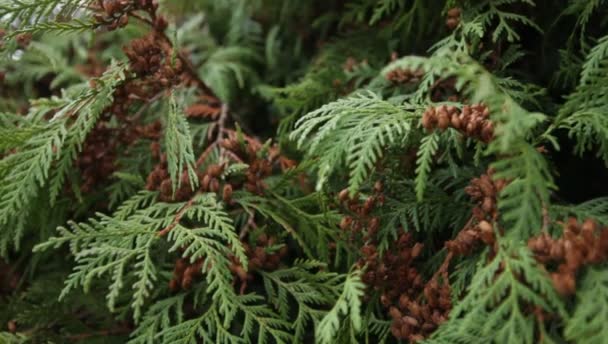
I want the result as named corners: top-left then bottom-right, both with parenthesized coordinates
top-left (446, 169), bottom-right (507, 255)
top-left (185, 95), bottom-right (222, 120)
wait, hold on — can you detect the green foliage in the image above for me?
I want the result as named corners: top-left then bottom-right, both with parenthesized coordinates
top-left (2, 1), bottom-right (608, 343)
top-left (291, 91), bottom-right (417, 194)
top-left (0, 0), bottom-right (98, 39)
top-left (428, 243), bottom-right (566, 344)
top-left (165, 92), bottom-right (199, 193)
top-left (0, 123), bottom-right (42, 151)
top-left (415, 132), bottom-right (440, 200)
top-left (316, 268), bottom-right (365, 344)
top-left (466, 0), bottom-right (542, 43)
top-left (261, 260), bottom-right (343, 342)
top-left (565, 266), bottom-right (608, 343)
top-left (0, 0), bottom-right (91, 27)
top-left (0, 62), bottom-right (126, 253)
top-left (457, 61), bottom-right (555, 239)
top-left (234, 190), bottom-right (340, 262)
top-left (550, 197), bottom-right (608, 226)
top-left (556, 35), bottom-right (608, 165)
top-left (199, 46), bottom-right (261, 103)
top-left (34, 192), bottom-right (246, 321)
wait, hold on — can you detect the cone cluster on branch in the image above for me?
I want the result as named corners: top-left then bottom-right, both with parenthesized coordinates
top-left (529, 218), bottom-right (608, 296)
top-left (445, 8), bottom-right (461, 30)
top-left (338, 181), bottom-right (385, 242)
top-left (358, 232), bottom-right (451, 342)
top-left (169, 233), bottom-right (289, 293)
top-left (445, 169), bottom-right (507, 255)
top-left (422, 104), bottom-right (494, 143)
top-left (465, 168), bottom-right (507, 221)
top-left (156, 132), bottom-right (295, 293)
top-left (168, 257), bottom-right (203, 290)
top-left (388, 275), bottom-right (452, 342)
top-left (386, 68), bottom-right (424, 85)
top-left (338, 181), bottom-right (452, 342)
top-left (94, 0), bottom-right (164, 31)
top-left (15, 33), bottom-right (32, 49)
top-left (146, 128), bottom-right (292, 202)
top-left (123, 33), bottom-right (184, 88)
top-left (230, 234), bottom-right (289, 293)
top-left (76, 124), bottom-right (119, 193)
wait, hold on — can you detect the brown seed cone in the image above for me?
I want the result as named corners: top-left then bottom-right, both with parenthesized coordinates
top-left (447, 7), bottom-right (461, 18)
top-left (446, 17), bottom-right (459, 30)
top-left (209, 178), bottom-right (220, 193)
top-left (222, 184), bottom-right (233, 203)
top-left (338, 188), bottom-right (350, 202)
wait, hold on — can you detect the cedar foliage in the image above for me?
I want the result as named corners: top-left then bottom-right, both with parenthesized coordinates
top-left (0, 0), bottom-right (607, 343)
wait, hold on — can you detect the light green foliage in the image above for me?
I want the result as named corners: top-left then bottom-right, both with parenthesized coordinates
top-left (0, 0), bottom-right (97, 38)
top-left (34, 192), bottom-right (245, 321)
top-left (565, 267), bottom-right (608, 343)
top-left (0, 122), bottom-right (42, 151)
top-left (291, 91), bottom-right (417, 194)
top-left (428, 243), bottom-right (566, 344)
top-left (560, 109), bottom-right (608, 164)
top-left (457, 61), bottom-right (554, 239)
top-left (235, 191), bottom-right (341, 262)
top-left (156, 296), bottom-right (292, 344)
top-left (128, 293), bottom-right (188, 344)
top-left (199, 46), bottom-right (261, 103)
top-left (48, 62), bottom-right (128, 204)
top-left (492, 143), bottom-right (554, 238)
top-left (10, 40), bottom-right (84, 89)
top-left (2, 0), bottom-right (608, 343)
top-left (316, 268), bottom-right (365, 344)
top-left (261, 260), bottom-right (343, 342)
top-left (0, 0), bottom-right (91, 27)
top-left (0, 332), bottom-right (26, 344)
top-left (175, 10), bottom-right (262, 103)
top-left (0, 62), bottom-right (126, 252)
top-left (415, 132), bottom-right (440, 200)
top-left (562, 0), bottom-right (608, 39)
top-left (550, 197), bottom-right (608, 226)
top-left (165, 92), bottom-right (199, 194)
top-left (266, 32), bottom-right (387, 136)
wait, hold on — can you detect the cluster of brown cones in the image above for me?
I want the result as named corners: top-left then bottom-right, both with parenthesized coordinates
top-left (529, 218), bottom-right (608, 296)
top-left (386, 68), bottom-right (425, 85)
top-left (422, 104), bottom-right (495, 143)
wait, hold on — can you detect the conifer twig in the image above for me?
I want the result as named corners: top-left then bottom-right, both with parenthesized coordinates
top-left (157, 196), bottom-right (197, 236)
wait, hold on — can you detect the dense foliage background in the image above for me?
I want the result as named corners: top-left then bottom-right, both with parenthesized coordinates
top-left (1, 0), bottom-right (608, 343)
